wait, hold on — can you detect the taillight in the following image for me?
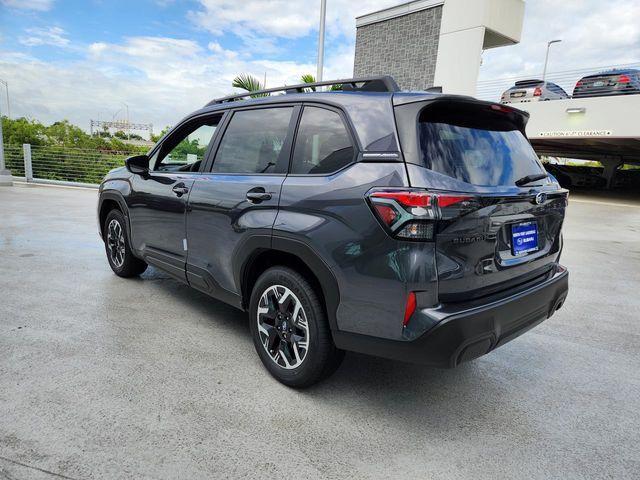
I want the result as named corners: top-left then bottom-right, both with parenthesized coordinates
top-left (533, 87), bottom-right (543, 96)
top-left (618, 74), bottom-right (631, 84)
top-left (367, 189), bottom-right (477, 241)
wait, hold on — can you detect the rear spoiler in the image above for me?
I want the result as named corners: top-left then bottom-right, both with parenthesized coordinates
top-left (392, 95), bottom-right (529, 134)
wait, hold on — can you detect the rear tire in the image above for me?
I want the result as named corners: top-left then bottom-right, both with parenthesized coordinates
top-left (104, 209), bottom-right (148, 278)
top-left (249, 266), bottom-right (344, 388)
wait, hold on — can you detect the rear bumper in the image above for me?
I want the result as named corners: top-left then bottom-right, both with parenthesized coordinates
top-left (333, 269), bottom-right (569, 367)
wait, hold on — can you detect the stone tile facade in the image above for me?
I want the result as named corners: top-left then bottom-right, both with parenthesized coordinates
top-left (354, 6), bottom-right (443, 91)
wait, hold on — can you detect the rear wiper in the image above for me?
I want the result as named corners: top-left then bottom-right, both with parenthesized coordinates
top-left (515, 173), bottom-right (548, 186)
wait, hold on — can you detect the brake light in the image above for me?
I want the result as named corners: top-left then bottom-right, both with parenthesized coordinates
top-left (490, 104), bottom-right (512, 113)
top-left (533, 87), bottom-right (543, 96)
top-left (618, 74), bottom-right (631, 84)
top-left (370, 191), bottom-right (432, 207)
top-left (367, 189), bottom-right (478, 241)
top-left (403, 292), bottom-right (417, 327)
top-left (437, 195), bottom-right (473, 208)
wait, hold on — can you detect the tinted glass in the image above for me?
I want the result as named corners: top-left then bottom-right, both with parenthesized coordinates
top-left (154, 120), bottom-right (218, 172)
top-left (418, 122), bottom-right (545, 186)
top-left (212, 107), bottom-right (293, 174)
top-left (291, 107), bottom-right (354, 174)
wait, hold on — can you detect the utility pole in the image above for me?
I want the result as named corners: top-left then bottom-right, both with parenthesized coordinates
top-left (316, 0), bottom-right (327, 83)
top-left (542, 39), bottom-right (562, 84)
top-left (0, 78), bottom-right (12, 186)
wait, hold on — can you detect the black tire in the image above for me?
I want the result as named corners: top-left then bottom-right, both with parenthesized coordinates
top-left (249, 266), bottom-right (344, 388)
top-left (103, 209), bottom-right (148, 278)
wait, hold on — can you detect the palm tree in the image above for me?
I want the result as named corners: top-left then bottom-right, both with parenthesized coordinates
top-left (232, 74), bottom-right (269, 98)
top-left (231, 73), bottom-right (343, 98)
top-left (300, 74), bottom-right (342, 91)
top-left (300, 74), bottom-right (317, 91)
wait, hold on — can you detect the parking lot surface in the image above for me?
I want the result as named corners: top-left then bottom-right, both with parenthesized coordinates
top-left (1, 184), bottom-right (639, 479)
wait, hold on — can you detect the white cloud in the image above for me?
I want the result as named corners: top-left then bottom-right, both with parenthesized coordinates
top-left (1, 0), bottom-right (638, 134)
top-left (1, 0), bottom-right (53, 11)
top-left (189, 0), bottom-right (397, 40)
top-left (0, 35), bottom-right (335, 133)
top-left (19, 26), bottom-right (69, 47)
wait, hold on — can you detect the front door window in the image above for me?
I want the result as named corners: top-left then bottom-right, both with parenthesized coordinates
top-left (152, 119), bottom-right (220, 173)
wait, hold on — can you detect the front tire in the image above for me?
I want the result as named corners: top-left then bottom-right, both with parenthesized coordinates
top-left (103, 209), bottom-right (147, 278)
top-left (249, 267), bottom-right (344, 388)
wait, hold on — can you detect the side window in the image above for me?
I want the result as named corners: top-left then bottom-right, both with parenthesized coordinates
top-left (291, 107), bottom-right (355, 175)
top-left (211, 107), bottom-right (293, 174)
top-left (152, 117), bottom-right (220, 172)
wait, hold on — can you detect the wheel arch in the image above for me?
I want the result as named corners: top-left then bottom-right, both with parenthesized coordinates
top-left (98, 191), bottom-right (130, 241)
top-left (237, 236), bottom-right (340, 333)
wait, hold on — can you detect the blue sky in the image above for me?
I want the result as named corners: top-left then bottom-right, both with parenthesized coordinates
top-left (0, 0), bottom-right (638, 133)
top-left (0, 0), bottom-right (325, 66)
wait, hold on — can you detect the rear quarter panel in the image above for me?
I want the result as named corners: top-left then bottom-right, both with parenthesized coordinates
top-left (275, 162), bottom-right (439, 341)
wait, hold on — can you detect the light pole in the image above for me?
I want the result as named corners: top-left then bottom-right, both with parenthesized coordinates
top-left (316, 0), bottom-right (327, 83)
top-left (542, 39), bottom-right (562, 84)
top-left (123, 102), bottom-right (130, 140)
top-left (0, 78), bottom-right (11, 186)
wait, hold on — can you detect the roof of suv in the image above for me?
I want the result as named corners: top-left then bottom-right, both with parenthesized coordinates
top-left (185, 76), bottom-right (527, 152)
top-left (193, 90), bottom-right (448, 153)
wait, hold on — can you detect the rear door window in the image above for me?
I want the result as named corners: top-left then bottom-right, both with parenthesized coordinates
top-left (212, 107), bottom-right (294, 174)
top-left (417, 104), bottom-right (546, 186)
top-left (290, 106), bottom-right (355, 175)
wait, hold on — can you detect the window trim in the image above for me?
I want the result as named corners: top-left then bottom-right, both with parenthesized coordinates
top-left (147, 111), bottom-right (227, 175)
top-left (286, 103), bottom-right (359, 177)
top-left (202, 104), bottom-right (301, 176)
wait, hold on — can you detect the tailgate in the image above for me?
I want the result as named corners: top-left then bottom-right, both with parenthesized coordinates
top-left (393, 97), bottom-right (568, 302)
top-left (433, 188), bottom-right (567, 301)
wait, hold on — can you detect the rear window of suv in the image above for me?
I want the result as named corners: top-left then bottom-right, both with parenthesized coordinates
top-left (417, 103), bottom-right (546, 186)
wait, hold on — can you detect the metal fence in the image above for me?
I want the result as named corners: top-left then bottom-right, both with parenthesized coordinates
top-left (4, 144), bottom-right (25, 177)
top-left (3, 144), bottom-right (131, 188)
top-left (476, 62), bottom-right (640, 103)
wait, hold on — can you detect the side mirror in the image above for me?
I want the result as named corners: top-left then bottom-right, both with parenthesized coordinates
top-left (125, 155), bottom-right (150, 176)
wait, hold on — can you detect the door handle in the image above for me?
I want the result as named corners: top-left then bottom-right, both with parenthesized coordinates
top-left (172, 183), bottom-right (189, 197)
top-left (246, 187), bottom-right (272, 203)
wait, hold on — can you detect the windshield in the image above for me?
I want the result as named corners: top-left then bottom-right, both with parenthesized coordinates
top-left (418, 121), bottom-right (546, 187)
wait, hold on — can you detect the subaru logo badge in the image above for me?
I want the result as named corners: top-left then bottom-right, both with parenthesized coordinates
top-left (534, 192), bottom-right (547, 205)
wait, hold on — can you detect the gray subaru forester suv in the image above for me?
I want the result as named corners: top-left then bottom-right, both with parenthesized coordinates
top-left (98, 76), bottom-right (569, 387)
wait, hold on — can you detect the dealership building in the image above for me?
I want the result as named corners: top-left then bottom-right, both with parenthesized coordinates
top-left (353, 0), bottom-right (640, 182)
top-left (354, 0), bottom-right (525, 95)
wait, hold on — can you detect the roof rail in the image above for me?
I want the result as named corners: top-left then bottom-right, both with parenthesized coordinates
top-left (206, 75), bottom-right (400, 106)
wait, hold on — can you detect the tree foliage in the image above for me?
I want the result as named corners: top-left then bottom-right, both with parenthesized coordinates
top-left (299, 74), bottom-right (342, 91)
top-left (151, 126), bottom-right (171, 143)
top-left (1, 116), bottom-right (147, 153)
top-left (1, 116), bottom-right (149, 184)
top-left (232, 73), bottom-right (269, 97)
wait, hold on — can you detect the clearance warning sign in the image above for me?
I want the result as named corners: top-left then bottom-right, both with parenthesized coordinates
top-left (538, 130), bottom-right (613, 137)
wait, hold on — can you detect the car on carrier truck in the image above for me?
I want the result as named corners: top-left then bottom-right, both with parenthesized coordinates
top-left (97, 76), bottom-right (569, 387)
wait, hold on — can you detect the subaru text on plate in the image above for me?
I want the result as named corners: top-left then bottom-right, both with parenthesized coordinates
top-left (98, 76), bottom-right (569, 387)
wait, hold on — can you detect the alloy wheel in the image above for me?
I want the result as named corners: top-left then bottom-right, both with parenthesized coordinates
top-left (106, 218), bottom-right (126, 268)
top-left (257, 285), bottom-right (310, 369)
